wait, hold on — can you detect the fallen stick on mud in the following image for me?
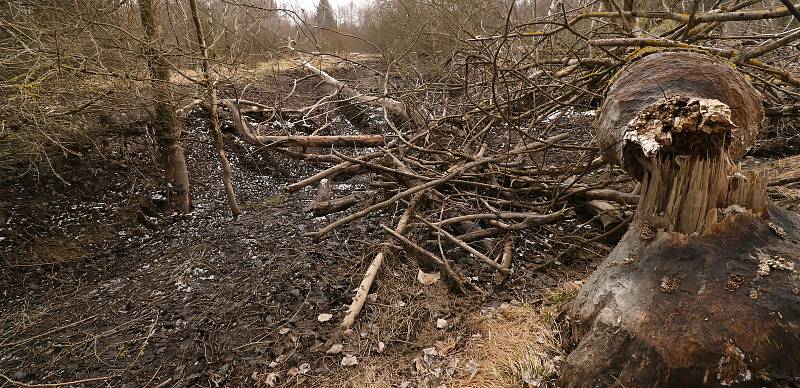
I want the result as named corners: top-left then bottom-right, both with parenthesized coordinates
top-left (221, 98), bottom-right (385, 147)
top-left (0, 373), bottom-right (118, 387)
top-left (285, 152), bottom-right (384, 193)
top-left (340, 192), bottom-right (424, 331)
top-left (251, 135), bottom-right (385, 147)
top-left (494, 238), bottom-right (515, 284)
top-left (310, 194), bottom-right (360, 216)
top-left (379, 224), bottom-right (479, 294)
top-left (306, 178), bottom-right (360, 216)
top-left (580, 200), bottom-right (631, 231)
top-left (432, 210), bottom-right (568, 227)
top-left (273, 148), bottom-right (343, 164)
top-left (305, 155), bottom-right (501, 239)
top-left (453, 209), bottom-right (568, 242)
top-left (418, 217), bottom-right (507, 272)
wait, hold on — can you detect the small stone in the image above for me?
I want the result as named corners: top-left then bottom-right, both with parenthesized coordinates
top-left (436, 318), bottom-right (448, 329)
top-left (264, 372), bottom-right (279, 387)
top-left (464, 359), bottom-right (479, 378)
top-left (341, 355), bottom-right (358, 367)
top-left (342, 328), bottom-right (356, 338)
top-left (326, 343), bottom-right (343, 354)
top-left (423, 347), bottom-right (438, 365)
top-left (376, 341), bottom-right (385, 353)
top-left (446, 358), bottom-right (459, 376)
top-left (317, 313), bottom-right (333, 322)
top-left (417, 269), bottom-right (441, 285)
top-left (298, 362), bottom-right (311, 375)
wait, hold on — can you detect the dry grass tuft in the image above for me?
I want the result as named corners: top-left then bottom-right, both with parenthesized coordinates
top-left (320, 358), bottom-right (401, 388)
top-left (314, 275), bottom-right (583, 388)
top-left (449, 281), bottom-right (581, 388)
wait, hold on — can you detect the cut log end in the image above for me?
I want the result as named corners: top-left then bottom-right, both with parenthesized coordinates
top-left (622, 96), bottom-right (736, 179)
top-left (597, 51), bottom-right (764, 180)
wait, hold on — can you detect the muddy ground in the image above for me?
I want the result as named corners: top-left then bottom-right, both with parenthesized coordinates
top-left (1, 63), bottom-right (798, 387)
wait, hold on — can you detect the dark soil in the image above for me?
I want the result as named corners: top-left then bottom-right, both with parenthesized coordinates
top-left (7, 63), bottom-right (793, 387)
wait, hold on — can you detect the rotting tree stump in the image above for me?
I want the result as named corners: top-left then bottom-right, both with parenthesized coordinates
top-left (560, 51), bottom-right (800, 387)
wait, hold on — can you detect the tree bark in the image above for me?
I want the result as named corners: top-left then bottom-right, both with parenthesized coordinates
top-left (562, 206), bottom-right (800, 387)
top-left (139, 0), bottom-right (190, 212)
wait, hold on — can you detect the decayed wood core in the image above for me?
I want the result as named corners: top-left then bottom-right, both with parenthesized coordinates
top-left (624, 96), bottom-right (735, 160)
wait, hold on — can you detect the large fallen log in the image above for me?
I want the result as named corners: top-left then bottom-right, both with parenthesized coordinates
top-left (561, 51), bottom-right (800, 387)
top-left (562, 205), bottom-right (800, 387)
top-left (219, 99), bottom-right (385, 147)
top-left (289, 50), bottom-right (424, 126)
top-left (245, 135), bottom-right (384, 148)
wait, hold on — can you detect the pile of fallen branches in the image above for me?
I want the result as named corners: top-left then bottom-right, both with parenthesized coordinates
top-left (221, 55), bottom-right (635, 331)
top-left (212, 0), bottom-right (800, 329)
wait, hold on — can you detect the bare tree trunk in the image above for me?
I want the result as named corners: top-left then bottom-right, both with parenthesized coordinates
top-left (139, 0), bottom-right (190, 212)
top-left (561, 51), bottom-right (800, 387)
top-left (188, 0), bottom-right (241, 217)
